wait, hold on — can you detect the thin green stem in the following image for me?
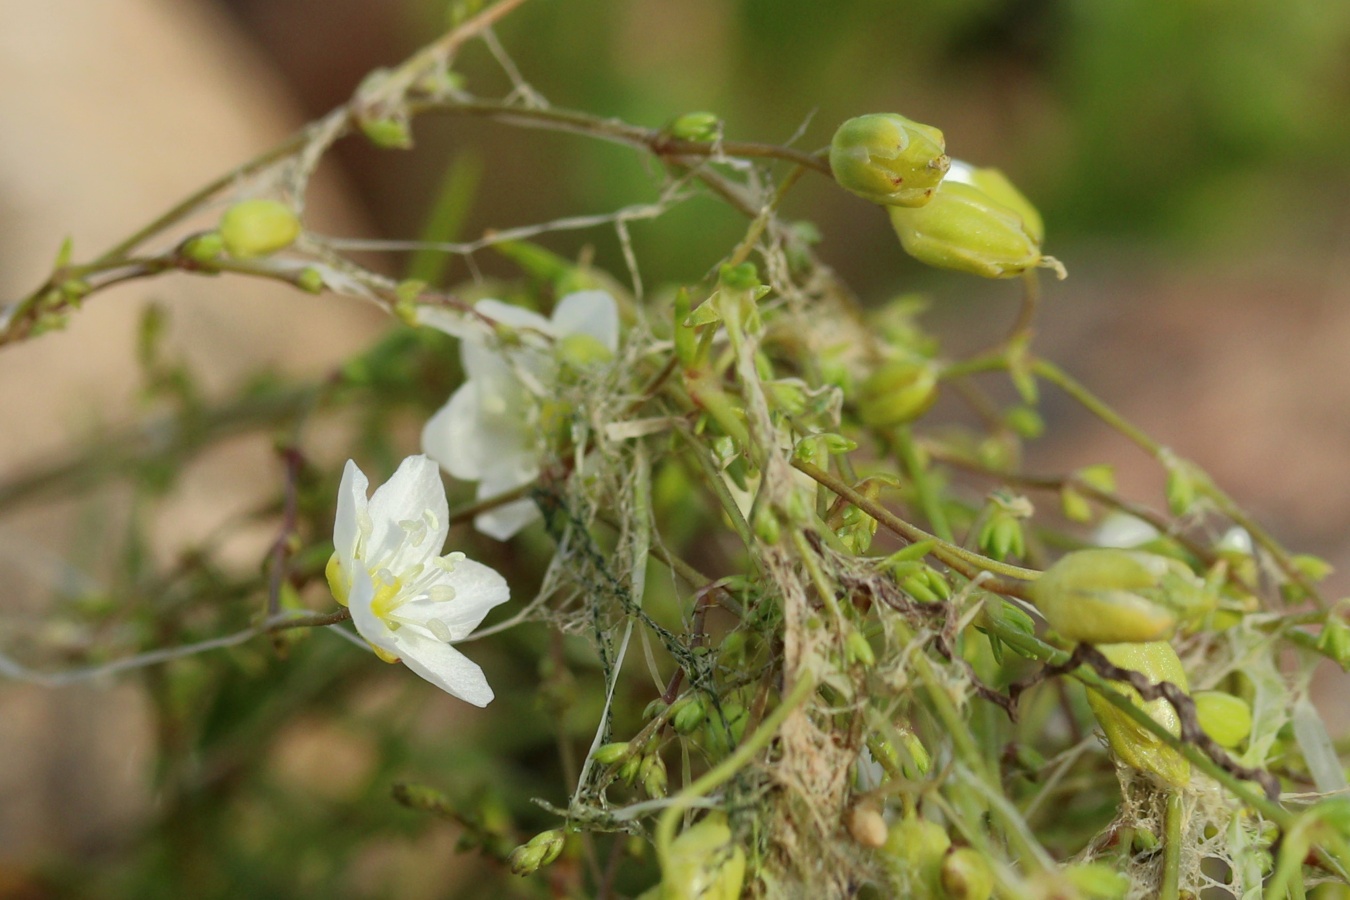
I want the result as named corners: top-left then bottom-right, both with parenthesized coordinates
top-left (1160, 791), bottom-right (1183, 900)
top-left (654, 671), bottom-right (817, 865)
top-left (894, 426), bottom-right (952, 542)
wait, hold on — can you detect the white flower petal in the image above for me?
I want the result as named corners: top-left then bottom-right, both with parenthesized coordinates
top-left (334, 460), bottom-right (368, 572)
top-left (415, 304), bottom-right (479, 339)
top-left (475, 497), bottom-right (541, 541)
top-left (474, 298), bottom-right (553, 335)
top-left (551, 290), bottom-right (619, 351)
top-left (391, 632), bottom-right (496, 706)
top-left (436, 558), bottom-right (511, 638)
top-left (365, 455), bottom-right (450, 567)
top-left (347, 567), bottom-right (400, 658)
top-left (423, 386), bottom-right (485, 481)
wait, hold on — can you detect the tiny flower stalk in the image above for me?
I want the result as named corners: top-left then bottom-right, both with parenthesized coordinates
top-left (830, 113), bottom-right (951, 207)
top-left (1085, 641), bottom-right (1191, 788)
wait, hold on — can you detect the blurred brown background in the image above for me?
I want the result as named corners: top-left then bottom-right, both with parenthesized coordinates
top-left (2, 0), bottom-right (1349, 895)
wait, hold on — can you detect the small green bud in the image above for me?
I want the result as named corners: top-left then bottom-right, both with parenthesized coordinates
top-left (1004, 405), bottom-right (1044, 439)
top-left (881, 815), bottom-right (950, 895)
top-left (667, 111), bottom-right (720, 142)
top-left (509, 829), bottom-right (566, 876)
top-left (845, 629), bottom-right (876, 669)
top-left (753, 505), bottom-right (783, 545)
top-left (360, 116), bottom-right (414, 149)
top-left (888, 179), bottom-right (1065, 280)
top-left (1130, 827), bottom-right (1160, 853)
top-left (593, 742), bottom-right (632, 766)
top-left (640, 754), bottom-right (668, 799)
top-left (671, 698), bottom-right (707, 735)
top-left (1193, 690), bottom-right (1253, 749)
top-left (898, 728), bottom-right (932, 778)
top-left (830, 113), bottom-right (950, 207)
top-left (660, 813), bottom-right (745, 900)
top-left (182, 231), bottom-right (225, 264)
top-left (940, 847), bottom-right (994, 900)
top-left (1085, 641), bottom-right (1190, 787)
top-left (1061, 486), bottom-right (1093, 523)
top-left (1060, 862), bottom-right (1130, 900)
top-left (296, 267), bottom-right (325, 294)
top-left (1318, 615), bottom-right (1350, 670)
top-left (619, 753), bottom-right (643, 785)
top-left (856, 358), bottom-right (940, 428)
top-left (978, 508), bottom-right (1026, 562)
top-left (1030, 549), bottom-right (1183, 644)
top-left (899, 565), bottom-right (952, 605)
top-left (219, 199), bottom-right (301, 258)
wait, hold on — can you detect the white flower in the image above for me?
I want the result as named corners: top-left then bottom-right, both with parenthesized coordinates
top-left (420, 290), bottom-right (619, 540)
top-left (327, 455), bottom-right (509, 706)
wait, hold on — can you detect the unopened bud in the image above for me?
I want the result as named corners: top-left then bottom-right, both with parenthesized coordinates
top-left (1030, 549), bottom-right (1187, 644)
top-left (940, 847), bottom-right (994, 900)
top-left (640, 753), bottom-right (668, 799)
top-left (1319, 615), bottom-right (1350, 670)
top-left (219, 199), bottom-right (301, 258)
top-left (509, 829), bottom-right (566, 876)
top-left (888, 178), bottom-right (1065, 280)
top-left (1061, 862), bottom-right (1130, 899)
top-left (945, 159), bottom-right (1044, 243)
top-left (667, 111), bottom-right (720, 142)
top-left (1194, 691), bottom-right (1253, 749)
top-left (671, 698), bottom-right (706, 735)
top-left (182, 231), bottom-right (224, 264)
top-left (845, 629), bottom-right (876, 669)
top-left (856, 358), bottom-right (940, 428)
top-left (979, 510), bottom-right (1026, 561)
top-left (558, 331), bottom-right (614, 369)
top-left (296, 267), bottom-right (325, 294)
top-left (660, 813), bottom-right (745, 900)
top-left (593, 742), bottom-right (632, 766)
top-left (830, 113), bottom-right (950, 207)
top-left (882, 815), bottom-right (950, 895)
top-left (1085, 641), bottom-right (1190, 787)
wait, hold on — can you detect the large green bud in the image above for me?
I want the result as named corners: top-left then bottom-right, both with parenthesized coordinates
top-left (945, 159), bottom-right (1044, 243)
top-left (659, 813), bottom-right (745, 900)
top-left (856, 357), bottom-right (940, 428)
top-left (1085, 641), bottom-right (1190, 787)
top-left (888, 170), bottom-right (1064, 280)
top-left (830, 113), bottom-right (950, 208)
top-left (1029, 549), bottom-right (1205, 645)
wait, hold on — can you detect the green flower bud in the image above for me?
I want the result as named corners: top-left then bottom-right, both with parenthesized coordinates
top-left (182, 231), bottom-right (224, 264)
top-left (945, 159), bottom-right (1044, 244)
top-left (667, 111), bottom-right (721, 142)
top-left (845, 629), bottom-right (877, 669)
top-left (1029, 549), bottom-right (1184, 644)
top-left (888, 180), bottom-right (1065, 280)
top-left (898, 728), bottom-right (932, 778)
top-left (593, 741), bottom-right (632, 766)
top-left (660, 813), bottom-right (746, 900)
top-left (1085, 641), bottom-right (1190, 787)
top-left (978, 507), bottom-right (1027, 562)
top-left (857, 358), bottom-right (940, 428)
top-left (1060, 862), bottom-right (1130, 900)
top-left (671, 697), bottom-right (706, 735)
top-left (619, 753), bottom-right (643, 785)
top-left (360, 116), bottom-right (414, 149)
top-left (1318, 615), bottom-right (1350, 670)
top-left (940, 848), bottom-right (994, 900)
top-left (882, 815), bottom-right (950, 895)
top-left (219, 199), bottom-right (301, 258)
top-left (1194, 690), bottom-right (1253, 749)
top-left (830, 113), bottom-right (950, 207)
top-left (753, 505), bottom-right (783, 545)
top-left (509, 829), bottom-right (566, 876)
top-left (640, 753), bottom-right (668, 799)
top-left (296, 267), bottom-right (325, 294)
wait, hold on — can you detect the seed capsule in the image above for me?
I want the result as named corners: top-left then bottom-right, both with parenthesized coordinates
top-left (1085, 641), bottom-right (1190, 787)
top-left (1030, 549), bottom-right (1185, 645)
top-left (1193, 690), bottom-right (1253, 749)
top-left (888, 176), bottom-right (1065, 280)
top-left (830, 113), bottom-right (950, 207)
